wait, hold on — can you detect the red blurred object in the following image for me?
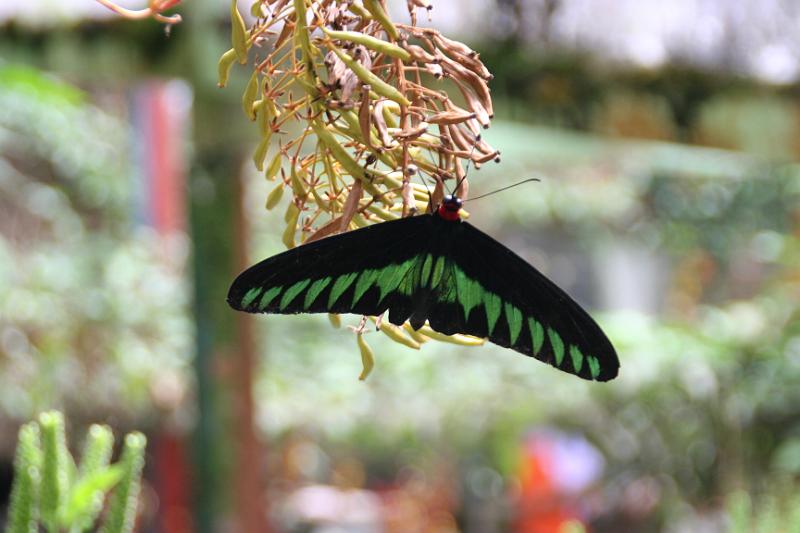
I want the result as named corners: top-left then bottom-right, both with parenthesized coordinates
top-left (512, 430), bottom-right (603, 533)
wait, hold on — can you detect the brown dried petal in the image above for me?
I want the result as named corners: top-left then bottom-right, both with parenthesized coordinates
top-left (392, 121), bottom-right (429, 141)
top-left (306, 215), bottom-right (344, 243)
top-left (340, 179), bottom-right (364, 232)
top-left (358, 84), bottom-right (375, 150)
top-left (372, 100), bottom-right (396, 148)
top-left (428, 109), bottom-right (475, 125)
top-left (405, 44), bottom-right (436, 63)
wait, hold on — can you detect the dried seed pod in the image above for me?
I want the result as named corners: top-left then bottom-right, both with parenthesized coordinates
top-left (392, 121), bottom-right (429, 141)
top-left (371, 100), bottom-right (396, 148)
top-left (445, 124), bottom-right (475, 153)
top-left (332, 46), bottom-right (410, 106)
top-left (428, 108), bottom-right (475, 125)
top-left (217, 48), bottom-right (237, 88)
top-left (324, 28), bottom-right (411, 61)
top-left (378, 320), bottom-right (421, 349)
top-left (449, 76), bottom-right (490, 127)
top-left (404, 44), bottom-right (436, 63)
top-left (282, 202), bottom-right (300, 248)
top-left (265, 151), bottom-right (282, 180)
top-left (418, 325), bottom-right (484, 345)
top-left (474, 150), bottom-right (500, 164)
top-left (431, 33), bottom-right (491, 80)
top-left (290, 164), bottom-right (308, 197)
top-left (339, 178), bottom-right (364, 231)
top-left (402, 323), bottom-right (429, 344)
top-left (242, 70), bottom-right (260, 120)
top-left (253, 134), bottom-right (272, 170)
top-left (265, 182), bottom-right (284, 210)
top-left (230, 0), bottom-right (249, 63)
top-left (437, 53), bottom-right (493, 117)
top-left (356, 333), bottom-right (374, 380)
top-left (429, 29), bottom-right (477, 58)
top-left (464, 117), bottom-right (482, 137)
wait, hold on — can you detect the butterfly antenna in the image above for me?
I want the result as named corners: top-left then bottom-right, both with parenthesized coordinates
top-left (465, 178), bottom-right (542, 202)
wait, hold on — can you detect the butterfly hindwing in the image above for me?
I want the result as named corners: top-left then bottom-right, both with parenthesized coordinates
top-left (423, 217), bottom-right (618, 381)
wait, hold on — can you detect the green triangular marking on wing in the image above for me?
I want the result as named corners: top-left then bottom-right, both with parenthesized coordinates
top-left (430, 256), bottom-right (446, 288)
top-left (454, 267), bottom-right (482, 321)
top-left (436, 262), bottom-right (457, 303)
top-left (280, 279), bottom-right (311, 310)
top-left (587, 355), bottom-right (600, 379)
top-left (569, 345), bottom-right (584, 373)
top-left (328, 272), bottom-right (358, 307)
top-left (548, 327), bottom-right (564, 366)
top-left (377, 257), bottom-right (417, 304)
top-left (420, 254), bottom-right (434, 287)
top-left (484, 292), bottom-right (502, 335)
top-left (398, 265), bottom-right (417, 296)
top-left (304, 277), bottom-right (332, 309)
top-left (504, 303), bottom-right (523, 345)
top-left (259, 286), bottom-right (283, 310)
top-left (241, 287), bottom-right (261, 308)
top-left (353, 268), bottom-right (379, 305)
top-left (528, 318), bottom-right (545, 354)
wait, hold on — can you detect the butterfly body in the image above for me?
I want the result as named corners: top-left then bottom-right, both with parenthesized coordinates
top-left (228, 196), bottom-right (619, 381)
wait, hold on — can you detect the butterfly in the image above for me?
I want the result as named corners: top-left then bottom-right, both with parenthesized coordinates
top-left (227, 194), bottom-right (619, 381)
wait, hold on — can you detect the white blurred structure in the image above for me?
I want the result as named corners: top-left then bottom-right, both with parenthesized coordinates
top-left (4, 1), bottom-right (798, 83)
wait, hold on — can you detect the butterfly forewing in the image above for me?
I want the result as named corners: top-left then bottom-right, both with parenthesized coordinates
top-left (228, 215), bottom-right (433, 319)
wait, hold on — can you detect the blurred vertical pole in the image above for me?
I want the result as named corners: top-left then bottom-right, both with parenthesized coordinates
top-left (185, 3), bottom-right (233, 531)
top-left (232, 163), bottom-right (269, 532)
top-left (185, 1), bottom-right (272, 530)
top-left (131, 80), bottom-right (195, 533)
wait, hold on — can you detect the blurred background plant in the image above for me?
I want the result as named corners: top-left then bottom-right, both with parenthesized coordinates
top-left (1, 0), bottom-right (799, 532)
top-left (5, 411), bottom-right (146, 533)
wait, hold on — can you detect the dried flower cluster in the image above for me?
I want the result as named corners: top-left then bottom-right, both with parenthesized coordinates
top-left (220, 0), bottom-right (498, 246)
top-left (220, 0), bottom-right (497, 363)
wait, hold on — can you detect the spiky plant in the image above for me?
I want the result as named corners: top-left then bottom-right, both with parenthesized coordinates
top-left (5, 411), bottom-right (146, 533)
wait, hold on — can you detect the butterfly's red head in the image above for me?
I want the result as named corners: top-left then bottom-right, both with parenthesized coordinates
top-left (437, 195), bottom-right (463, 222)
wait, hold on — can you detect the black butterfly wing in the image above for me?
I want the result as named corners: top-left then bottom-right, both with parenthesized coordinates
top-left (229, 213), bottom-right (619, 382)
top-left (227, 215), bottom-right (438, 320)
top-left (416, 217), bottom-right (619, 381)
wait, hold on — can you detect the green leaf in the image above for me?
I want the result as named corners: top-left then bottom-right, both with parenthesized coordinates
top-left (99, 433), bottom-right (146, 533)
top-left (61, 466), bottom-right (124, 527)
top-left (39, 411), bottom-right (68, 533)
top-left (6, 423), bottom-right (42, 533)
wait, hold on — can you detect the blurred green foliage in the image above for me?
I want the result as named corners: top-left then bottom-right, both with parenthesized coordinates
top-left (0, 65), bottom-right (192, 424)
